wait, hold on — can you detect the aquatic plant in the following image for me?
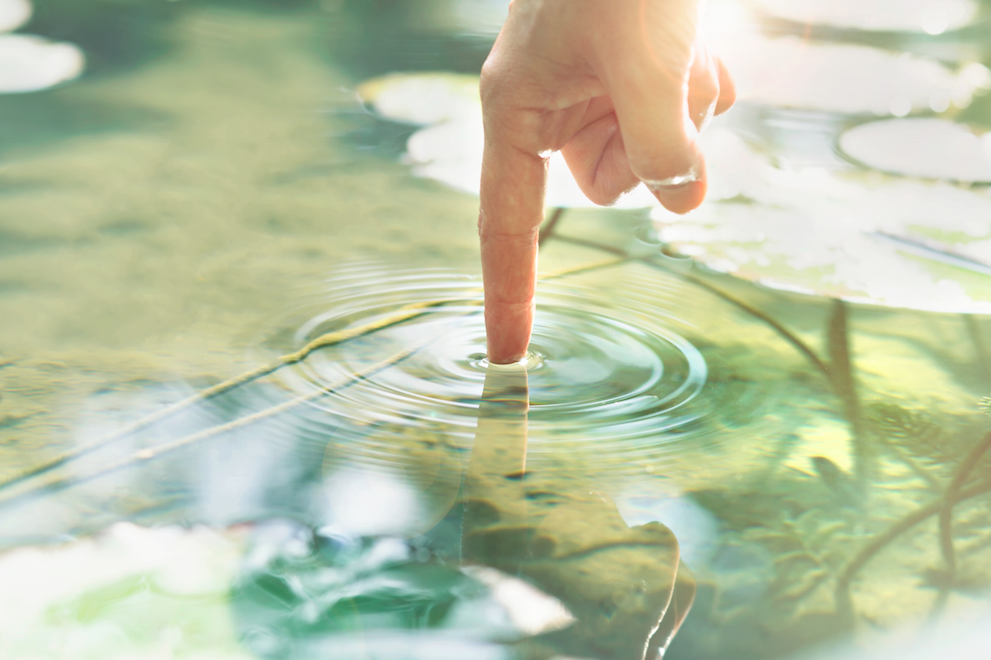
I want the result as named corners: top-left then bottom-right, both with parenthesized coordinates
top-left (1, 195), bottom-right (986, 658)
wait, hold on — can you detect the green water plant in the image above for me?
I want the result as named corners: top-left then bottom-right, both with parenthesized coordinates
top-left (834, 398), bottom-right (991, 623)
top-left (551, 230), bottom-right (874, 485)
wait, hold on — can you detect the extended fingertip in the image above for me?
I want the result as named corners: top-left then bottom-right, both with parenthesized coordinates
top-left (484, 303), bottom-right (533, 365)
top-left (487, 342), bottom-right (530, 365)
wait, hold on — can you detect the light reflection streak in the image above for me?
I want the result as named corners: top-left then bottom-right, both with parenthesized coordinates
top-left (464, 362), bottom-right (697, 659)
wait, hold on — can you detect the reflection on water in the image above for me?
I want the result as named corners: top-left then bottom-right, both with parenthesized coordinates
top-left (0, 0), bottom-right (990, 659)
top-left (463, 364), bottom-right (695, 659)
top-left (275, 264), bottom-right (730, 464)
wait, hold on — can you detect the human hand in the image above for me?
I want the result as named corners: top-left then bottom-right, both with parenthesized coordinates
top-left (479, 0), bottom-right (735, 363)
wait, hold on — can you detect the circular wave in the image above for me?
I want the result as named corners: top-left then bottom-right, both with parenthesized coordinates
top-left (256, 262), bottom-right (783, 477)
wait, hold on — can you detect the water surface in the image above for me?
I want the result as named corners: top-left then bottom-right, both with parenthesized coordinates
top-left (1, 1), bottom-right (991, 659)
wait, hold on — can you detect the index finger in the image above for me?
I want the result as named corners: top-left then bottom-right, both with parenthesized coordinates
top-left (479, 123), bottom-right (548, 364)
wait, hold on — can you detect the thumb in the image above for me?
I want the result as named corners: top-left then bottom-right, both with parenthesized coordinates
top-left (594, 4), bottom-right (706, 214)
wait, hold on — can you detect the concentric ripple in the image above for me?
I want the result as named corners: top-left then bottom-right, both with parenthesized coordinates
top-left (262, 263), bottom-right (782, 474)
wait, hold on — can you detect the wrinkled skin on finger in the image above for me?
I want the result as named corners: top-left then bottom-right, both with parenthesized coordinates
top-left (480, 0), bottom-right (735, 363)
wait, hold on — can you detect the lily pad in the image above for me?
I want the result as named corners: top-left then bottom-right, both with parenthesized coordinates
top-left (0, 0), bottom-right (30, 33)
top-left (840, 118), bottom-right (991, 182)
top-left (652, 129), bottom-right (991, 313)
top-left (717, 33), bottom-right (990, 114)
top-left (0, 33), bottom-right (85, 93)
top-left (0, 523), bottom-right (250, 659)
top-left (751, 0), bottom-right (979, 34)
top-left (357, 72), bottom-right (481, 126)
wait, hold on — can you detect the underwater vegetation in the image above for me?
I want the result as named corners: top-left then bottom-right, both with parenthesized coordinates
top-left (0, 2), bottom-right (990, 656)
top-left (0, 205), bottom-right (989, 660)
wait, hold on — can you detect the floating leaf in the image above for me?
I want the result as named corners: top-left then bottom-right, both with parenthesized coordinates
top-left (0, 0), bottom-right (30, 33)
top-left (712, 28), bottom-right (989, 114)
top-left (0, 523), bottom-right (249, 659)
top-left (0, 34), bottom-right (84, 94)
top-left (751, 0), bottom-right (979, 34)
top-left (652, 129), bottom-right (991, 313)
top-left (840, 119), bottom-right (991, 183)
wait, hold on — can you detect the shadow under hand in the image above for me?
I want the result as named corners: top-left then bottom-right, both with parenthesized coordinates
top-left (463, 364), bottom-right (696, 660)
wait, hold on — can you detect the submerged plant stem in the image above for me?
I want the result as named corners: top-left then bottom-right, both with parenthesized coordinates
top-left (826, 301), bottom-right (870, 486)
top-left (539, 207), bottom-right (566, 245)
top-left (0, 341), bottom-right (427, 511)
top-left (1, 259), bottom-right (637, 508)
top-left (0, 299), bottom-right (460, 495)
top-left (0, 210), bottom-right (579, 499)
top-left (836, 478), bottom-right (991, 618)
top-left (549, 233), bottom-right (832, 379)
top-left (937, 431), bottom-right (991, 589)
top-left (964, 314), bottom-right (991, 385)
top-left (2, 248), bottom-right (642, 508)
top-left (680, 267), bottom-right (831, 379)
top-left (3, 204), bottom-right (574, 492)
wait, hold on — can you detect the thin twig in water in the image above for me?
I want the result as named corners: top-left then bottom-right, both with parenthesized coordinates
top-left (934, 430), bottom-right (991, 611)
top-left (0, 299), bottom-right (462, 494)
top-left (0, 342), bottom-right (427, 511)
top-left (1, 256), bottom-right (634, 507)
top-left (2, 206), bottom-right (576, 495)
top-left (677, 267), bottom-right (831, 380)
top-left (548, 234), bottom-right (832, 379)
top-left (539, 207), bottom-right (566, 245)
top-left (835, 479), bottom-right (991, 619)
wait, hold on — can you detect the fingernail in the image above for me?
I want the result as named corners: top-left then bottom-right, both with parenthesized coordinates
top-left (643, 166), bottom-right (701, 192)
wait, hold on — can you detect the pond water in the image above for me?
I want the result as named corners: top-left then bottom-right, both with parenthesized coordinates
top-left (1, 1), bottom-right (991, 659)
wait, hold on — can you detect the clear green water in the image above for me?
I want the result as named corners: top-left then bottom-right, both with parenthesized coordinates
top-left (1, 1), bottom-right (991, 659)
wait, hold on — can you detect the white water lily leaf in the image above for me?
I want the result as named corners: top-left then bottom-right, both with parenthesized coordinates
top-left (750, 0), bottom-right (978, 34)
top-left (358, 72), bottom-right (480, 125)
top-left (717, 33), bottom-right (990, 114)
top-left (840, 118), bottom-right (991, 183)
top-left (0, 0), bottom-right (30, 33)
top-left (0, 523), bottom-right (251, 659)
top-left (652, 129), bottom-right (991, 313)
top-left (357, 50), bottom-right (991, 208)
top-left (358, 72), bottom-right (658, 208)
top-left (0, 33), bottom-right (85, 93)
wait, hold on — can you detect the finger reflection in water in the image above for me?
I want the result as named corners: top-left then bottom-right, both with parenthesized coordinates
top-left (464, 362), bottom-right (696, 659)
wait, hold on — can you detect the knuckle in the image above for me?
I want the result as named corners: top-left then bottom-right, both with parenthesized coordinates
top-left (479, 58), bottom-right (510, 107)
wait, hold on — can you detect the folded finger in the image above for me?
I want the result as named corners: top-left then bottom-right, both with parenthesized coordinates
top-left (714, 55), bottom-right (736, 116)
top-left (687, 36), bottom-right (720, 131)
